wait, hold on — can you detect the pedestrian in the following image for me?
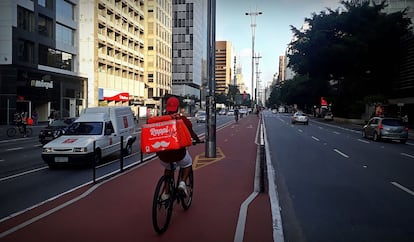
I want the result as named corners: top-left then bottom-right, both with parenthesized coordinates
top-left (32, 109), bottom-right (38, 126)
top-left (21, 111), bottom-right (28, 137)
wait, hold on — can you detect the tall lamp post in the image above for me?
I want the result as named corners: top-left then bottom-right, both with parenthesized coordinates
top-left (245, 9), bottom-right (262, 107)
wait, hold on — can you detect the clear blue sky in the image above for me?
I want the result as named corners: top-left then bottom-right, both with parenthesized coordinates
top-left (216, 0), bottom-right (343, 96)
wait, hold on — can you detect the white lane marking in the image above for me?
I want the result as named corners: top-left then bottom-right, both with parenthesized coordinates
top-left (334, 149), bottom-right (349, 158)
top-left (406, 142), bottom-right (414, 146)
top-left (5, 147), bottom-right (24, 152)
top-left (401, 153), bottom-right (414, 159)
top-left (0, 159), bottom-right (4, 162)
top-left (298, 129), bottom-right (303, 133)
top-left (391, 182), bottom-right (414, 197)
top-left (0, 167), bottom-right (49, 182)
top-left (312, 136), bottom-right (320, 141)
top-left (318, 126), bottom-right (323, 130)
top-left (263, 122), bottom-right (285, 242)
top-left (333, 131), bottom-right (340, 135)
top-left (358, 139), bottom-right (370, 144)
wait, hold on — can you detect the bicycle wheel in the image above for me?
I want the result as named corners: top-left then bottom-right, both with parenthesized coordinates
top-left (6, 127), bottom-right (16, 137)
top-left (26, 128), bottom-right (33, 136)
top-left (180, 168), bottom-right (194, 210)
top-left (152, 175), bottom-right (173, 234)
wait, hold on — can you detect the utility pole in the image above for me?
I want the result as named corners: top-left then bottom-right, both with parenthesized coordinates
top-left (245, 8), bottom-right (262, 107)
top-left (206, 0), bottom-right (216, 158)
top-left (254, 53), bottom-right (262, 106)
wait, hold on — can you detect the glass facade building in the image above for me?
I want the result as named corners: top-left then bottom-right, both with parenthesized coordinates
top-left (0, 0), bottom-right (86, 125)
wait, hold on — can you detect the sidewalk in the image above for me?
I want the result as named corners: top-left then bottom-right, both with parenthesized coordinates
top-left (0, 114), bottom-right (275, 242)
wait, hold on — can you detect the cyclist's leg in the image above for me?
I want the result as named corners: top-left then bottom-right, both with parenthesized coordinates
top-left (159, 161), bottom-right (176, 195)
top-left (176, 150), bottom-right (192, 182)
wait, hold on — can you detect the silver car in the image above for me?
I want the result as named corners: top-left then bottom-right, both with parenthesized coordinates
top-left (292, 112), bottom-right (309, 125)
top-left (362, 117), bottom-right (408, 144)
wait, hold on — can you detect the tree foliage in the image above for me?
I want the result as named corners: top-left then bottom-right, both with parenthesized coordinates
top-left (275, 0), bottom-right (412, 117)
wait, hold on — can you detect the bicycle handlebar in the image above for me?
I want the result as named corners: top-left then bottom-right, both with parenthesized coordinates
top-left (192, 140), bottom-right (205, 145)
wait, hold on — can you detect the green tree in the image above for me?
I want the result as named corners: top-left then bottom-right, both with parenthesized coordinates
top-left (286, 0), bottom-right (412, 117)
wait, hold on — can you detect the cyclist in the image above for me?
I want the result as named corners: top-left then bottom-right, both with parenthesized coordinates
top-left (234, 107), bottom-right (239, 123)
top-left (156, 97), bottom-right (201, 198)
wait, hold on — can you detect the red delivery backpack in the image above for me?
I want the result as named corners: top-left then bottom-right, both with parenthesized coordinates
top-left (141, 115), bottom-right (192, 154)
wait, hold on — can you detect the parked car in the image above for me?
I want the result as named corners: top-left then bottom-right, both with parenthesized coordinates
top-left (227, 110), bottom-right (235, 116)
top-left (324, 112), bottom-right (333, 121)
top-left (272, 109), bottom-right (278, 114)
top-left (39, 117), bottom-right (77, 145)
top-left (362, 117), bottom-right (408, 143)
top-left (291, 112), bottom-right (309, 125)
top-left (195, 111), bottom-right (206, 123)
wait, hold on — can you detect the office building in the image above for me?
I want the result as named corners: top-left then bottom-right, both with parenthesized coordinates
top-left (79, 0), bottom-right (146, 116)
top-left (171, 0), bottom-right (207, 100)
top-left (215, 40), bottom-right (232, 94)
top-left (0, 0), bottom-right (86, 124)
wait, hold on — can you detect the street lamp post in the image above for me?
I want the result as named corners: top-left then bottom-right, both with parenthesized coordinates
top-left (245, 9), bottom-right (262, 107)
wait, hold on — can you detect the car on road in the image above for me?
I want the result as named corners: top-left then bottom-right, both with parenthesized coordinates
top-left (324, 112), bottom-right (333, 121)
top-left (227, 110), bottom-right (235, 116)
top-left (272, 109), bottom-right (278, 114)
top-left (39, 117), bottom-right (77, 145)
top-left (291, 111), bottom-right (309, 125)
top-left (362, 117), bottom-right (408, 143)
top-left (195, 111), bottom-right (206, 123)
top-left (218, 109), bottom-right (226, 115)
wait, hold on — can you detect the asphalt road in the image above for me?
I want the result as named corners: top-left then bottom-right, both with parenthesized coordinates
top-left (0, 115), bottom-right (236, 221)
top-left (263, 111), bottom-right (414, 242)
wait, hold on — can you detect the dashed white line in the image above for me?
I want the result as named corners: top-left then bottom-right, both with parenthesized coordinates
top-left (391, 182), bottom-right (414, 197)
top-left (6, 147), bottom-right (23, 152)
top-left (333, 131), bottom-right (340, 135)
top-left (298, 129), bottom-right (303, 133)
top-left (312, 136), bottom-right (320, 141)
top-left (334, 149), bottom-right (349, 158)
top-left (401, 153), bottom-right (414, 159)
top-left (358, 139), bottom-right (370, 144)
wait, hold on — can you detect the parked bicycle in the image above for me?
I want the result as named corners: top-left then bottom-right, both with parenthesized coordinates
top-left (6, 125), bottom-right (32, 137)
top-left (152, 140), bottom-right (204, 234)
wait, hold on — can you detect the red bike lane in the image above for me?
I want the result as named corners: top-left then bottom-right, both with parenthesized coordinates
top-left (0, 115), bottom-right (274, 242)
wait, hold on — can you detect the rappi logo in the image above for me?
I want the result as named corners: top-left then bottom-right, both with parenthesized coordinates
top-left (149, 126), bottom-right (171, 136)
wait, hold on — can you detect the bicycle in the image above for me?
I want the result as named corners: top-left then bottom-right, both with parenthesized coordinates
top-left (6, 124), bottom-right (32, 137)
top-left (152, 140), bottom-right (204, 234)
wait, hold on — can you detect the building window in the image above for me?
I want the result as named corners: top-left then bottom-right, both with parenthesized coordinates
top-left (17, 39), bottom-right (35, 64)
top-left (56, 0), bottom-right (74, 21)
top-left (39, 45), bottom-right (73, 71)
top-left (38, 15), bottom-right (53, 37)
top-left (148, 88), bottom-right (154, 98)
top-left (148, 73), bottom-right (154, 82)
top-left (17, 6), bottom-right (34, 32)
top-left (38, 0), bottom-right (53, 9)
top-left (56, 23), bottom-right (74, 46)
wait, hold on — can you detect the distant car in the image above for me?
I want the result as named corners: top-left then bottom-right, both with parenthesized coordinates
top-left (227, 110), bottom-right (235, 116)
top-left (218, 110), bottom-right (226, 115)
top-left (292, 112), bottom-right (309, 125)
top-left (272, 109), bottom-right (277, 114)
top-left (362, 117), bottom-right (408, 143)
top-left (195, 111), bottom-right (206, 123)
top-left (324, 112), bottom-right (333, 121)
top-left (39, 117), bottom-right (77, 145)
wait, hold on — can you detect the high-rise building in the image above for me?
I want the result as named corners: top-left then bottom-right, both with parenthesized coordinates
top-left (171, 0), bottom-right (207, 100)
top-left (79, 0), bottom-right (146, 116)
top-left (144, 0), bottom-right (172, 115)
top-left (215, 40), bottom-right (232, 94)
top-left (0, 0), bottom-right (87, 125)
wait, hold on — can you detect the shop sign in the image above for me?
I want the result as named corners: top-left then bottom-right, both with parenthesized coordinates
top-left (31, 80), bottom-right (54, 89)
top-left (104, 92), bottom-right (130, 101)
